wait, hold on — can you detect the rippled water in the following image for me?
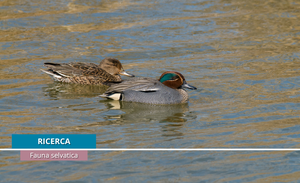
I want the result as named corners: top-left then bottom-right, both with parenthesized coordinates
top-left (1, 0), bottom-right (300, 182)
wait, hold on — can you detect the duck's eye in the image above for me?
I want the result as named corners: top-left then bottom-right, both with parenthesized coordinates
top-left (171, 75), bottom-right (179, 80)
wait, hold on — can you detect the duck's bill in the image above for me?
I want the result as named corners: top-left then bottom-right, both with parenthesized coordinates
top-left (182, 83), bottom-right (197, 90)
top-left (119, 70), bottom-right (135, 77)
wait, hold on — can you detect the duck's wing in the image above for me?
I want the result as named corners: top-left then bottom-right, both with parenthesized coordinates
top-left (42, 62), bottom-right (83, 77)
top-left (43, 62), bottom-right (100, 76)
top-left (104, 77), bottom-right (162, 93)
top-left (42, 62), bottom-right (119, 82)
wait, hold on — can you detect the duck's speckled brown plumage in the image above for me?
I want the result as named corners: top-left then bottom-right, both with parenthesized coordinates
top-left (41, 58), bottom-right (134, 85)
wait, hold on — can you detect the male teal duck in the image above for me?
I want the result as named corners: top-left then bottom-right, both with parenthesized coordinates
top-left (41, 58), bottom-right (134, 85)
top-left (100, 71), bottom-right (197, 104)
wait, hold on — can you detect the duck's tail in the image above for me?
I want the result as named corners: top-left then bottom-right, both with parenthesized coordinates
top-left (40, 68), bottom-right (61, 80)
top-left (99, 92), bottom-right (122, 101)
top-left (41, 62), bottom-right (72, 82)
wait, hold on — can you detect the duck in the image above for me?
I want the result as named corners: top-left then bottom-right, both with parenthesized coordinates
top-left (41, 57), bottom-right (135, 85)
top-left (100, 71), bottom-right (197, 104)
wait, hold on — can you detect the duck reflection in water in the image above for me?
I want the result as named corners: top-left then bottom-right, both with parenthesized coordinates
top-left (42, 82), bottom-right (108, 99)
top-left (102, 100), bottom-right (194, 139)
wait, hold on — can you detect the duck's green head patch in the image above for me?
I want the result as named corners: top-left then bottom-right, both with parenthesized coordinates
top-left (159, 73), bottom-right (179, 83)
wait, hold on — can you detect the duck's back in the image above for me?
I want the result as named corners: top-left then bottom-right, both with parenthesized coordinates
top-left (42, 62), bottom-right (121, 85)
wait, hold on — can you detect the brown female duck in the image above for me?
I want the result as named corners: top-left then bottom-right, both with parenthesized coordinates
top-left (41, 57), bottom-right (134, 85)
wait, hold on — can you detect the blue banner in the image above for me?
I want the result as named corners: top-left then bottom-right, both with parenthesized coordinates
top-left (12, 134), bottom-right (96, 149)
